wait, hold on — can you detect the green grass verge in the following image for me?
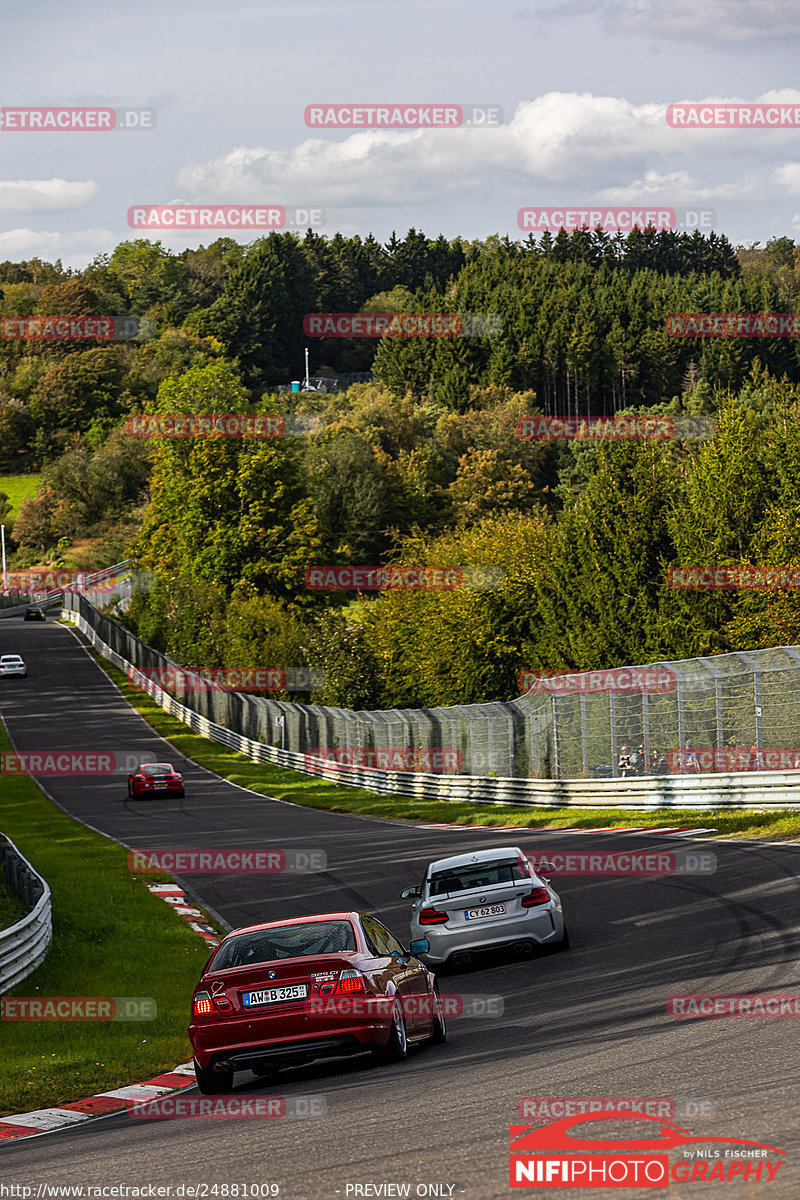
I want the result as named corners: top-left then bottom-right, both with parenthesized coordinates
top-left (90, 650), bottom-right (800, 843)
top-left (0, 474), bottom-right (41, 523)
top-left (0, 871), bottom-right (27, 929)
top-left (0, 717), bottom-right (224, 1117)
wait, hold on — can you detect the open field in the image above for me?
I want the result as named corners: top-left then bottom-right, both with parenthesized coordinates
top-left (0, 475), bottom-right (41, 524)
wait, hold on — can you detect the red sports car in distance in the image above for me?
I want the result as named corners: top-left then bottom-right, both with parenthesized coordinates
top-left (189, 911), bottom-right (446, 1093)
top-left (127, 762), bottom-right (185, 798)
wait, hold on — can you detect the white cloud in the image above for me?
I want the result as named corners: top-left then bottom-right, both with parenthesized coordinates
top-left (173, 91), bottom-right (800, 214)
top-left (621, 0), bottom-right (800, 41)
top-left (0, 227), bottom-right (117, 266)
top-left (774, 163), bottom-right (800, 195)
top-left (0, 179), bottom-right (99, 214)
top-left (597, 170), bottom-right (749, 203)
top-left (549, 0), bottom-right (800, 42)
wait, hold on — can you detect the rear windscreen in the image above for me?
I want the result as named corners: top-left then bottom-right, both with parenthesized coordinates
top-left (429, 858), bottom-right (532, 896)
top-left (209, 920), bottom-right (357, 970)
top-left (141, 764), bottom-right (171, 775)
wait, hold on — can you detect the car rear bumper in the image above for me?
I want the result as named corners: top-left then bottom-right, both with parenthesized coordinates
top-left (189, 1022), bottom-right (388, 1070)
top-left (133, 784), bottom-right (183, 795)
top-left (414, 904), bottom-right (564, 964)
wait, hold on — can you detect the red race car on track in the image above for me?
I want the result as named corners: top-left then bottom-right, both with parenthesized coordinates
top-left (127, 762), bottom-right (185, 798)
top-left (189, 911), bottom-right (446, 1093)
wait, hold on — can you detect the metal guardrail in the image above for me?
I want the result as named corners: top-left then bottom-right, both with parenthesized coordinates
top-left (64, 605), bottom-right (800, 810)
top-left (0, 564), bottom-right (129, 990)
top-left (0, 562), bottom-right (132, 619)
top-left (0, 835), bottom-right (52, 992)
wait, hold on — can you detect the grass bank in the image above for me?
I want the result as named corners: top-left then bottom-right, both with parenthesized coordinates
top-left (0, 474), bottom-right (41, 523)
top-left (0, 871), bottom-right (27, 929)
top-left (0, 716), bottom-right (223, 1117)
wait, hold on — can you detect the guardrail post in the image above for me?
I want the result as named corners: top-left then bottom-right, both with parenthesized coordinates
top-left (737, 651), bottom-right (764, 752)
top-left (579, 693), bottom-right (589, 777)
top-left (552, 694), bottom-right (561, 779)
top-left (677, 679), bottom-right (686, 753)
top-left (609, 694), bottom-right (618, 776)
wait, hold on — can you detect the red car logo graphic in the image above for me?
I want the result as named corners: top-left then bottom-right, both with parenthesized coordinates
top-left (510, 1111), bottom-right (784, 1154)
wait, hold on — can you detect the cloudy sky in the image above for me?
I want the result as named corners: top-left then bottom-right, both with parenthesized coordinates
top-left (1, 0), bottom-right (799, 266)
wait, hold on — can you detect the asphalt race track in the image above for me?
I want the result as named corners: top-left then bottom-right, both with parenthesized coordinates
top-left (2, 618), bottom-right (800, 1198)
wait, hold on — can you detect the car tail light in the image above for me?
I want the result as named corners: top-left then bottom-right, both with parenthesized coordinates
top-left (521, 887), bottom-right (551, 907)
top-left (419, 907), bottom-right (449, 925)
top-left (334, 970), bottom-right (366, 994)
top-left (193, 990), bottom-right (214, 1015)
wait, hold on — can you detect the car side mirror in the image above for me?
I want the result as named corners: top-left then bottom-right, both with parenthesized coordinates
top-left (400, 885), bottom-right (421, 899)
top-left (409, 938), bottom-right (430, 956)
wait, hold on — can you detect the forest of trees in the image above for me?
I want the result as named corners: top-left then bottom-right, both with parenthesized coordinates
top-left (3, 228), bottom-right (800, 709)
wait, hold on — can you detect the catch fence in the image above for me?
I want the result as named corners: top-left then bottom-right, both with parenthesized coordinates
top-left (62, 592), bottom-right (799, 781)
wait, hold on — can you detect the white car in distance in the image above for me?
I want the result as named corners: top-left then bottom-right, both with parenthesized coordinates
top-left (0, 654), bottom-right (27, 678)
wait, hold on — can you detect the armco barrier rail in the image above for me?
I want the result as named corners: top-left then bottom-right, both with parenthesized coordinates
top-left (0, 561), bottom-right (132, 619)
top-left (0, 835), bottom-right (52, 992)
top-left (62, 599), bottom-right (800, 809)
